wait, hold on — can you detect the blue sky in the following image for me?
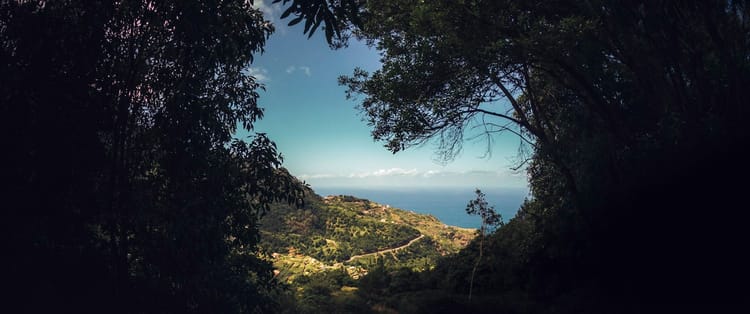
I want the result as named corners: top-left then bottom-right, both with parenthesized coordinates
top-left (236, 1), bottom-right (528, 190)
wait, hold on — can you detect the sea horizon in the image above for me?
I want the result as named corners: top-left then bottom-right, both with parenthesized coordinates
top-left (313, 186), bottom-right (530, 229)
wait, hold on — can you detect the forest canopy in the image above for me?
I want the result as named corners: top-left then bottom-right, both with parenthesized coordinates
top-left (2, 1), bottom-right (304, 312)
top-left (332, 0), bottom-right (750, 310)
top-left (2, 0), bottom-right (749, 313)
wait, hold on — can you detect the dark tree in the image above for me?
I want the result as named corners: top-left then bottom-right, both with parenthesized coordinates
top-left (336, 0), bottom-right (750, 310)
top-left (2, 1), bottom-right (307, 312)
top-left (273, 0), bottom-right (364, 48)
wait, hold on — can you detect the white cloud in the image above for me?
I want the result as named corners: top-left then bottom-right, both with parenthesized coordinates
top-left (299, 66), bottom-right (311, 76)
top-left (349, 168), bottom-right (419, 178)
top-left (302, 169), bottom-right (508, 180)
top-left (246, 67), bottom-right (270, 82)
top-left (294, 168), bottom-right (526, 189)
top-left (423, 170), bottom-right (445, 178)
top-left (250, 0), bottom-right (290, 35)
top-left (285, 65), bottom-right (312, 76)
top-left (251, 0), bottom-right (275, 16)
top-left (298, 173), bottom-right (336, 180)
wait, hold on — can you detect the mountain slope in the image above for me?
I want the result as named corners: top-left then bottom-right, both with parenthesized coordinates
top-left (259, 190), bottom-right (476, 282)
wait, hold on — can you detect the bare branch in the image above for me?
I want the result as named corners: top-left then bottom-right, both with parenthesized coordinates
top-left (460, 108), bottom-right (525, 127)
top-left (484, 122), bottom-right (536, 147)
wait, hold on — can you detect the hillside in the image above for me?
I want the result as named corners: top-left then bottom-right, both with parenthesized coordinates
top-left (259, 191), bottom-right (476, 283)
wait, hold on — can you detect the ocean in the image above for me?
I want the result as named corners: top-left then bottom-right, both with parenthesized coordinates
top-left (314, 187), bottom-right (530, 229)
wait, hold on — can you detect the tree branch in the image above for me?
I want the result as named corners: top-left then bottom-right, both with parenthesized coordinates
top-left (461, 108), bottom-right (527, 129)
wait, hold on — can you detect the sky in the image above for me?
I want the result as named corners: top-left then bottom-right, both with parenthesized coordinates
top-left (236, 1), bottom-right (529, 190)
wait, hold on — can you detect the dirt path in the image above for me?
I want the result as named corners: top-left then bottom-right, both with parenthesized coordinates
top-left (345, 234), bottom-right (425, 263)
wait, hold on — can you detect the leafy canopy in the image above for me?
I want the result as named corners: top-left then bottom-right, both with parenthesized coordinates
top-left (2, 0), bottom-right (309, 312)
top-left (332, 0), bottom-right (750, 308)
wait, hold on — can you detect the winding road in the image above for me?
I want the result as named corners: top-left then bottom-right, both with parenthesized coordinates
top-left (345, 234), bottom-right (425, 263)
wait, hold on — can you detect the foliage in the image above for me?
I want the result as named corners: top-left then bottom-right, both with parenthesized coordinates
top-left (466, 189), bottom-right (503, 234)
top-left (1, 1), bottom-right (306, 312)
top-left (287, 268), bottom-right (371, 314)
top-left (337, 0), bottom-right (750, 311)
top-left (8, 0), bottom-right (750, 312)
top-left (260, 193), bottom-right (425, 263)
top-left (349, 236), bottom-right (441, 271)
top-left (273, 0), bottom-right (364, 48)
top-left (260, 190), bottom-right (479, 312)
top-left (465, 189), bottom-right (502, 300)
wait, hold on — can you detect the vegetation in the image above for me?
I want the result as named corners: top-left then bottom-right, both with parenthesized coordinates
top-left (256, 189), bottom-right (477, 313)
top-left (259, 190), bottom-right (475, 277)
top-left (331, 0), bottom-right (750, 312)
top-left (2, 1), bottom-right (305, 312)
top-left (5, 0), bottom-right (749, 312)
top-left (465, 189), bottom-right (502, 300)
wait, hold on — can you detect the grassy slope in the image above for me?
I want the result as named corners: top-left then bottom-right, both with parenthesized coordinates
top-left (259, 191), bottom-right (476, 283)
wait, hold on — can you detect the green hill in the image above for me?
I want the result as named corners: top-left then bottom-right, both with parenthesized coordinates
top-left (258, 190), bottom-right (476, 283)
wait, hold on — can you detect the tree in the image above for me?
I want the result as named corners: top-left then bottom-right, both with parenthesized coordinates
top-left (273, 0), bottom-right (365, 48)
top-left (2, 1), bottom-right (309, 312)
top-left (336, 0), bottom-right (750, 308)
top-left (340, 0), bottom-right (749, 186)
top-left (465, 189), bottom-right (502, 300)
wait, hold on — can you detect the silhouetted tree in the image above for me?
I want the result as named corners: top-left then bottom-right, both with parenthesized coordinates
top-left (273, 0), bottom-right (364, 48)
top-left (335, 0), bottom-right (750, 310)
top-left (465, 189), bottom-right (501, 301)
top-left (2, 1), bottom-right (308, 312)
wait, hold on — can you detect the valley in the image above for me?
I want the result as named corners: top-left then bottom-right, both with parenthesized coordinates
top-left (259, 191), bottom-right (477, 283)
